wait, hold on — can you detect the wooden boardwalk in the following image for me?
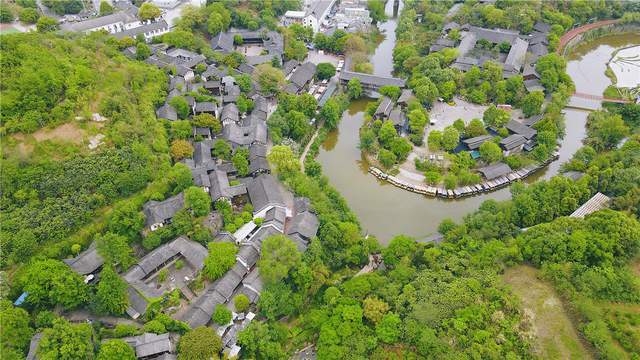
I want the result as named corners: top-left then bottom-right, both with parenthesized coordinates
top-left (369, 153), bottom-right (559, 199)
top-left (556, 19), bottom-right (621, 55)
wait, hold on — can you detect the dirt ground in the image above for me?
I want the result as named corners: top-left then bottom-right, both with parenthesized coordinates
top-left (32, 123), bottom-right (87, 144)
top-left (306, 50), bottom-right (341, 66)
top-left (503, 265), bottom-right (593, 360)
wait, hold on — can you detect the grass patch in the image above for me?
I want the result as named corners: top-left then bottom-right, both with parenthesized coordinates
top-left (503, 265), bottom-right (594, 360)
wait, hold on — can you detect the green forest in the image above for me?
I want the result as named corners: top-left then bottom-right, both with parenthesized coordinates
top-left (1, 0), bottom-right (640, 359)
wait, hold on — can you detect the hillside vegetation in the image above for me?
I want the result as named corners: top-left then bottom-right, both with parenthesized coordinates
top-left (0, 32), bottom-right (170, 267)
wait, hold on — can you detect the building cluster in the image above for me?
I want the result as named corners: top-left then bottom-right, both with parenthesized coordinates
top-left (282, 0), bottom-right (337, 33)
top-left (60, 1), bottom-right (169, 41)
top-left (372, 89), bottom-right (416, 133)
top-left (432, 21), bottom-right (551, 92)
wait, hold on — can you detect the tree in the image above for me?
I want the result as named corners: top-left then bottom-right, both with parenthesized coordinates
top-left (138, 3), bottom-right (160, 20)
top-left (479, 141), bottom-right (502, 164)
top-left (97, 339), bottom-right (135, 360)
top-left (212, 139), bottom-right (232, 160)
top-left (237, 322), bottom-right (287, 359)
top-left (360, 128), bottom-right (376, 151)
top-left (232, 148), bottom-right (250, 177)
top-left (99, 1), bottom-right (114, 16)
top-left (95, 266), bottom-right (128, 315)
top-left (184, 186), bottom-right (210, 216)
top-left (284, 38), bottom-right (308, 61)
top-left (522, 90), bottom-right (544, 117)
top-left (18, 259), bottom-right (87, 310)
top-left (235, 74), bottom-right (252, 93)
top-left (382, 235), bottom-right (417, 266)
top-left (212, 304), bottom-right (232, 325)
top-left (415, 79), bottom-right (439, 106)
top-left (428, 130), bottom-right (442, 151)
top-left (0, 300), bottom-right (33, 356)
top-left (170, 140), bottom-right (193, 161)
top-left (19, 8), bottom-right (39, 23)
top-left (363, 297), bottom-right (390, 325)
top-left (390, 137), bottom-right (412, 161)
top-left (368, 0), bottom-right (387, 23)
top-left (378, 148), bottom-right (397, 168)
top-left (586, 111), bottom-right (630, 150)
top-left (268, 145), bottom-right (299, 174)
top-left (378, 120), bottom-right (397, 148)
top-left (295, 93), bottom-right (318, 118)
top-left (136, 42), bottom-right (151, 60)
top-left (259, 234), bottom-right (301, 285)
top-left (38, 319), bottom-right (93, 360)
top-left (441, 126), bottom-right (460, 151)
top-left (96, 232), bottom-right (136, 269)
top-left (177, 326), bottom-right (222, 360)
top-left (191, 113), bottom-right (221, 133)
top-left (316, 62), bottom-right (336, 80)
top-left (379, 86), bottom-right (401, 100)
top-left (465, 118), bottom-right (487, 138)
top-left (376, 313), bottom-right (402, 343)
top-left (347, 78), bottom-right (362, 99)
top-left (36, 16), bottom-right (58, 32)
top-left (0, 4), bottom-right (13, 23)
top-left (169, 96), bottom-right (190, 119)
top-left (171, 120), bottom-right (192, 140)
top-left (203, 242), bottom-right (237, 280)
top-left (234, 294), bottom-right (250, 312)
top-left (143, 320), bottom-right (166, 334)
top-left (320, 98), bottom-right (341, 130)
top-left (483, 105), bottom-right (510, 128)
top-left (252, 64), bottom-right (285, 96)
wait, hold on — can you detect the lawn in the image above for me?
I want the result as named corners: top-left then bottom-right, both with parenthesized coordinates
top-left (503, 265), bottom-right (594, 359)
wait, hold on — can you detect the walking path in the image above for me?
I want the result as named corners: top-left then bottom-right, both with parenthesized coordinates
top-left (300, 121), bottom-right (322, 172)
top-left (557, 19), bottom-right (621, 55)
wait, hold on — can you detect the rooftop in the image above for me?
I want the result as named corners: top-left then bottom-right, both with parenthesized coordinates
top-left (570, 192), bottom-right (611, 218)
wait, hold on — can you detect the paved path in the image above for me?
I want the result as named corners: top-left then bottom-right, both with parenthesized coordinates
top-left (557, 19), bottom-right (621, 55)
top-left (300, 121), bottom-right (323, 172)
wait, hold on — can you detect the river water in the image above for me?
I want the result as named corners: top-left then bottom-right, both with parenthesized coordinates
top-left (318, 17), bottom-right (640, 243)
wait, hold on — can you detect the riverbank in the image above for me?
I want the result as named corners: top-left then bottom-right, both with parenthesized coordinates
top-left (368, 151), bottom-right (559, 199)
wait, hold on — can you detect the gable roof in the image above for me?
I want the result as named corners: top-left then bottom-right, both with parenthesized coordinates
top-left (286, 211), bottom-right (319, 241)
top-left (462, 134), bottom-right (493, 150)
top-left (114, 19), bottom-right (169, 40)
top-left (340, 71), bottom-right (406, 87)
top-left (290, 62), bottom-right (317, 89)
top-left (244, 174), bottom-right (285, 213)
top-left (375, 96), bottom-right (393, 117)
top-left (505, 119), bottom-right (537, 139)
top-left (123, 333), bottom-right (174, 358)
top-left (61, 11), bottom-right (136, 32)
top-left (500, 134), bottom-right (527, 150)
top-left (478, 162), bottom-right (512, 180)
top-left (570, 192), bottom-right (611, 218)
top-left (63, 241), bottom-right (104, 275)
top-left (156, 103), bottom-right (178, 121)
top-left (143, 192), bottom-right (185, 227)
top-left (221, 103), bottom-right (239, 123)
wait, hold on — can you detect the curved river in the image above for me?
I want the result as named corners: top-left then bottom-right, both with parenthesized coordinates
top-left (318, 3), bottom-right (640, 243)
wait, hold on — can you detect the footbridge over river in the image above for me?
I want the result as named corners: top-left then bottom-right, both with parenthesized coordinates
top-left (566, 91), bottom-right (632, 111)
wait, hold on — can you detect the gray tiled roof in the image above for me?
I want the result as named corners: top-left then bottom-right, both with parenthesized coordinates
top-left (290, 62), bottom-right (317, 89)
top-left (500, 134), bottom-right (527, 150)
top-left (61, 11), bottom-right (135, 32)
top-left (389, 108), bottom-right (404, 127)
top-left (124, 236), bottom-right (207, 298)
top-left (143, 192), bottom-right (184, 227)
top-left (244, 174), bottom-right (285, 214)
top-left (570, 192), bottom-right (610, 218)
top-left (194, 102), bottom-right (217, 114)
top-left (237, 244), bottom-right (260, 269)
top-left (478, 162), bottom-right (512, 180)
top-left (286, 211), bottom-right (319, 241)
top-left (114, 19), bottom-right (169, 39)
top-left (462, 134), bottom-right (493, 150)
top-left (340, 71), bottom-right (406, 87)
top-left (221, 103), bottom-right (239, 123)
top-left (504, 38), bottom-right (528, 72)
top-left (375, 96), bottom-right (393, 117)
top-left (123, 333), bottom-right (174, 359)
top-left (156, 103), bottom-right (177, 121)
top-left (283, 60), bottom-right (300, 75)
top-left (506, 119), bottom-right (537, 139)
top-left (26, 333), bottom-right (43, 360)
top-left (211, 32), bottom-right (234, 52)
top-left (63, 241), bottom-right (104, 275)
